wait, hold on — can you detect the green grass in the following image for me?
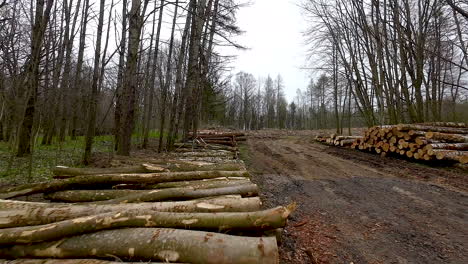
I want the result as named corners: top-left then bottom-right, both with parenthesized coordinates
top-left (0, 130), bottom-right (178, 186)
top-left (0, 135), bottom-right (115, 185)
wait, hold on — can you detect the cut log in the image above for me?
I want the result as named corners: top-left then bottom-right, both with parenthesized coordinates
top-left (0, 205), bottom-right (294, 245)
top-left (45, 182), bottom-right (257, 203)
top-left (97, 184), bottom-right (259, 204)
top-left (433, 150), bottom-right (468, 163)
top-left (171, 152), bottom-right (234, 158)
top-left (416, 122), bottom-right (467, 128)
top-left (1, 228), bottom-right (278, 263)
top-left (190, 132), bottom-right (245, 137)
top-left (200, 140), bottom-right (236, 146)
top-left (397, 124), bottom-right (468, 134)
top-left (0, 197), bottom-right (262, 228)
top-left (174, 143), bottom-right (238, 152)
top-left (52, 164), bottom-right (166, 178)
top-left (113, 177), bottom-right (250, 190)
top-left (0, 171), bottom-right (249, 199)
top-left (0, 260), bottom-right (179, 264)
top-left (425, 132), bottom-right (468, 143)
top-left (161, 161), bottom-right (246, 172)
top-left (425, 143), bottom-right (468, 151)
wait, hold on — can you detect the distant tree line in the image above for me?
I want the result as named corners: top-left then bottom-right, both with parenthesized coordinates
top-left (297, 0), bottom-right (468, 133)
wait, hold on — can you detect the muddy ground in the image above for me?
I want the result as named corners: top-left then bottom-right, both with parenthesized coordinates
top-left (242, 134), bottom-right (468, 264)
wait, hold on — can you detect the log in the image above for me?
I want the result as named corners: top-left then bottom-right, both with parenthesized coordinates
top-left (200, 140), bottom-right (236, 146)
top-left (189, 132), bottom-right (245, 137)
top-left (0, 171), bottom-right (249, 199)
top-left (1, 228), bottom-right (278, 263)
top-left (97, 184), bottom-right (259, 204)
top-left (425, 143), bottom-right (468, 151)
top-left (114, 177), bottom-right (250, 190)
top-left (171, 152), bottom-right (234, 158)
top-left (433, 150), bottom-right (468, 163)
top-left (417, 122), bottom-right (467, 128)
top-left (160, 161), bottom-right (246, 172)
top-left (425, 132), bottom-right (468, 143)
top-left (45, 183), bottom-right (257, 203)
top-left (0, 260), bottom-right (180, 264)
top-left (397, 124), bottom-right (468, 134)
top-left (174, 143), bottom-right (238, 152)
top-left (52, 164), bottom-right (166, 178)
top-left (0, 197), bottom-right (262, 228)
top-left (0, 205), bottom-right (294, 245)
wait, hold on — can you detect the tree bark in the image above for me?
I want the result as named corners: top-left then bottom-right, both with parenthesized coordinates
top-left (16, 0), bottom-right (54, 157)
top-left (0, 196), bottom-right (262, 228)
top-left (425, 132), bottom-right (468, 143)
top-left (397, 124), bottom-right (468, 134)
top-left (96, 183), bottom-right (258, 204)
top-left (52, 164), bottom-right (166, 178)
top-left (425, 143), bottom-right (468, 151)
top-left (83, 0), bottom-right (105, 164)
top-left (0, 206), bottom-right (292, 245)
top-left (1, 228), bottom-right (279, 264)
top-left (45, 181), bottom-right (255, 202)
top-left (0, 171), bottom-right (249, 199)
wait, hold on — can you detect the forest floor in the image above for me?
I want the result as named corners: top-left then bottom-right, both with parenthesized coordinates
top-left (241, 131), bottom-right (468, 264)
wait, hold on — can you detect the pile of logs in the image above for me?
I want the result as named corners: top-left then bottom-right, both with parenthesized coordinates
top-left (315, 135), bottom-right (363, 147)
top-left (315, 122), bottom-right (468, 165)
top-left (0, 141), bottom-right (292, 263)
top-left (189, 131), bottom-right (246, 147)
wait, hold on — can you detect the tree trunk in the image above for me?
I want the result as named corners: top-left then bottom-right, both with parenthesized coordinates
top-left (1, 228), bottom-right (279, 264)
top-left (96, 183), bottom-right (258, 204)
top-left (425, 132), bottom-right (468, 143)
top-left (158, 0), bottom-right (179, 152)
top-left (52, 164), bottom-right (166, 178)
top-left (0, 171), bottom-right (249, 199)
top-left (16, 0), bottom-right (54, 157)
top-left (83, 0), bottom-right (106, 165)
top-left (397, 124), bottom-right (468, 134)
top-left (425, 143), bottom-right (468, 151)
top-left (117, 0), bottom-right (144, 155)
top-left (0, 206), bottom-right (292, 245)
top-left (0, 196), bottom-right (262, 228)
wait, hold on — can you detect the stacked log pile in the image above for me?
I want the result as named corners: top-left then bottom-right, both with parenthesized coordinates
top-left (315, 122), bottom-right (468, 165)
top-left (0, 141), bottom-right (292, 263)
top-left (315, 134), bottom-right (363, 147)
top-left (188, 131), bottom-right (246, 147)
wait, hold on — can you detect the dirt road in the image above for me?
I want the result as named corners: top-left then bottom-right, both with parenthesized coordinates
top-left (243, 136), bottom-right (468, 264)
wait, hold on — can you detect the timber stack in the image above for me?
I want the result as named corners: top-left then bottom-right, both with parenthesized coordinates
top-left (0, 139), bottom-right (291, 263)
top-left (316, 122), bottom-right (468, 165)
top-left (188, 131), bottom-right (246, 147)
top-left (315, 134), bottom-right (363, 147)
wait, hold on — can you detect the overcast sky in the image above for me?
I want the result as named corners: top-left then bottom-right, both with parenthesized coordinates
top-left (228, 0), bottom-right (311, 101)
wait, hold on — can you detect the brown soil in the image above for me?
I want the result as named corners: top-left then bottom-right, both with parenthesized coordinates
top-left (243, 134), bottom-right (468, 264)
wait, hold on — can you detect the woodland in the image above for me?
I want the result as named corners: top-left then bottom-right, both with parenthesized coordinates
top-left (1, 0), bottom-right (468, 164)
